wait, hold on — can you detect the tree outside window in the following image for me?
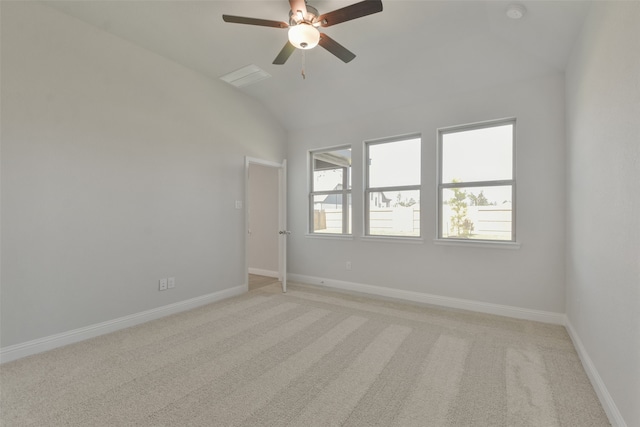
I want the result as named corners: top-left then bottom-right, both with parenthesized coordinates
top-left (438, 120), bottom-right (515, 242)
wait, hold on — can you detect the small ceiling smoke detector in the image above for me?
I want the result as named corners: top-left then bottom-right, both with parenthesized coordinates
top-left (506, 4), bottom-right (526, 19)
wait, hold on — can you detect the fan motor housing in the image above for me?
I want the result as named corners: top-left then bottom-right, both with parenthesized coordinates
top-left (222, 0), bottom-right (383, 65)
top-left (289, 4), bottom-right (319, 25)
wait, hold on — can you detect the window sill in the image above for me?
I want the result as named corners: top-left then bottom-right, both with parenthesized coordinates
top-left (433, 239), bottom-right (521, 250)
top-left (305, 233), bottom-right (354, 241)
top-left (360, 236), bottom-right (424, 244)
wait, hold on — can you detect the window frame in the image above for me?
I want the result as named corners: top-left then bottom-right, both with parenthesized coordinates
top-left (308, 145), bottom-right (352, 236)
top-left (364, 134), bottom-right (422, 238)
top-left (437, 118), bottom-right (517, 243)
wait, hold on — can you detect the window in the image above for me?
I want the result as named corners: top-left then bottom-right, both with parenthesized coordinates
top-left (438, 119), bottom-right (515, 242)
top-left (365, 135), bottom-right (421, 237)
top-left (309, 147), bottom-right (352, 235)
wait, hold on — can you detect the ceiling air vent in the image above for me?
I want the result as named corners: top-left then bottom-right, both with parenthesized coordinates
top-left (220, 64), bottom-right (271, 88)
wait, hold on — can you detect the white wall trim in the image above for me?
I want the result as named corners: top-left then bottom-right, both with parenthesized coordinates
top-left (564, 317), bottom-right (627, 427)
top-left (248, 268), bottom-right (279, 278)
top-left (0, 285), bottom-right (247, 364)
top-left (287, 274), bottom-right (565, 325)
top-left (1, 276), bottom-right (624, 427)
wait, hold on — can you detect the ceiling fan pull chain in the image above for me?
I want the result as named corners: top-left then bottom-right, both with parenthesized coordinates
top-left (301, 50), bottom-right (306, 79)
top-left (223, 1), bottom-right (383, 66)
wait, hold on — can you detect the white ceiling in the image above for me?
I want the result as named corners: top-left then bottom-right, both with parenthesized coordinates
top-left (44, 0), bottom-right (591, 131)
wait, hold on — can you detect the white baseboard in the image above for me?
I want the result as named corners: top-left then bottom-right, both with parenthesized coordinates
top-left (287, 274), bottom-right (565, 325)
top-left (288, 274), bottom-right (624, 425)
top-left (564, 318), bottom-right (627, 427)
top-left (0, 285), bottom-right (247, 364)
top-left (248, 268), bottom-right (279, 278)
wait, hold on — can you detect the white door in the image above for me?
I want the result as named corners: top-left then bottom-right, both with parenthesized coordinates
top-left (278, 160), bottom-right (289, 292)
top-left (245, 157), bottom-right (288, 293)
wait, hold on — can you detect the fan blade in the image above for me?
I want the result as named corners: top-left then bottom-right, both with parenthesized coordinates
top-left (289, 0), bottom-right (308, 18)
top-left (318, 0), bottom-right (383, 27)
top-left (318, 33), bottom-right (356, 63)
top-left (273, 41), bottom-right (296, 65)
top-left (222, 15), bottom-right (288, 28)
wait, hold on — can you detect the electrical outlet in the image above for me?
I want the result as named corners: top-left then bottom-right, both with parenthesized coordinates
top-left (346, 261), bottom-right (352, 271)
top-left (159, 278), bottom-right (168, 291)
top-left (168, 277), bottom-right (175, 289)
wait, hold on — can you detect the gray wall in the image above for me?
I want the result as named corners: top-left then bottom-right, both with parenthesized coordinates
top-left (248, 164), bottom-right (279, 275)
top-left (2, 2), bottom-right (638, 424)
top-left (565, 2), bottom-right (640, 426)
top-left (287, 72), bottom-right (566, 314)
top-left (0, 2), bottom-right (286, 347)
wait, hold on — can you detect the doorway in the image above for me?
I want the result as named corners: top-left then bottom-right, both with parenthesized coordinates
top-left (245, 157), bottom-right (287, 292)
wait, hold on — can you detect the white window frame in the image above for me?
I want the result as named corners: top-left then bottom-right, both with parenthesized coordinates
top-left (437, 118), bottom-right (517, 244)
top-left (364, 134), bottom-right (422, 238)
top-left (309, 146), bottom-right (352, 236)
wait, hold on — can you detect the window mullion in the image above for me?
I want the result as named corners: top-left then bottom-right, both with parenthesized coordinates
top-left (368, 185), bottom-right (420, 193)
top-left (437, 119), bottom-right (516, 242)
top-left (440, 179), bottom-right (514, 189)
top-left (364, 135), bottom-right (422, 238)
top-left (310, 146), bottom-right (352, 235)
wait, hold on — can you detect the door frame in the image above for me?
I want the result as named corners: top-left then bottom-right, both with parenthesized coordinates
top-left (244, 157), bottom-right (287, 292)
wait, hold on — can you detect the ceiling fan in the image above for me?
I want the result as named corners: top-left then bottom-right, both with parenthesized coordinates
top-left (222, 0), bottom-right (383, 65)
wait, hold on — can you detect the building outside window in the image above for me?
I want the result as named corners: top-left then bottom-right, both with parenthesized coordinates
top-left (309, 147), bottom-right (352, 235)
top-left (438, 119), bottom-right (516, 242)
top-left (365, 135), bottom-right (421, 237)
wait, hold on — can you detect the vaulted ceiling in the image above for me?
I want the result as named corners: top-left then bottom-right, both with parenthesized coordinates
top-left (45, 1), bottom-right (591, 131)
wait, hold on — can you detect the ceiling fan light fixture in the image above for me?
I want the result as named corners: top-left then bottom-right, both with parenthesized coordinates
top-left (288, 23), bottom-right (320, 49)
top-left (222, 0), bottom-right (384, 64)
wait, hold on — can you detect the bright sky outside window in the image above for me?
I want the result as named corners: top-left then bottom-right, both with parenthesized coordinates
top-left (309, 147), bottom-right (352, 235)
top-left (438, 119), bottom-right (515, 242)
top-left (365, 136), bottom-right (421, 237)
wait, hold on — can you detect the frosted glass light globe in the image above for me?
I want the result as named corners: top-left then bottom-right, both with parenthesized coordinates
top-left (288, 23), bottom-right (320, 49)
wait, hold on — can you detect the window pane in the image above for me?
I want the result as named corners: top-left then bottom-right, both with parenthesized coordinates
top-left (313, 148), bottom-right (351, 191)
top-left (442, 124), bottom-right (512, 184)
top-left (369, 138), bottom-right (420, 188)
top-left (313, 194), bottom-right (351, 234)
top-left (441, 185), bottom-right (512, 241)
top-left (368, 190), bottom-right (420, 237)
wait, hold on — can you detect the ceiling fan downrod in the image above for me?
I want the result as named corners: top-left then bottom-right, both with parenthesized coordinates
top-left (222, 0), bottom-right (383, 65)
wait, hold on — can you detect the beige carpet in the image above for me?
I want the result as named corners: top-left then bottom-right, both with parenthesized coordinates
top-left (248, 274), bottom-right (280, 291)
top-left (0, 282), bottom-right (609, 426)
